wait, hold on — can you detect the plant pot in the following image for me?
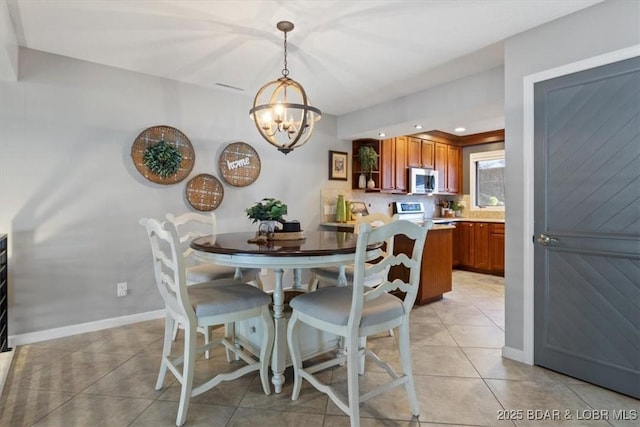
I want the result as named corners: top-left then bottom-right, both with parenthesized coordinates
top-left (367, 179), bottom-right (375, 189)
top-left (258, 220), bottom-right (279, 235)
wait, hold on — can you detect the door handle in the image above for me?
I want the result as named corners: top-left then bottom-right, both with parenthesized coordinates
top-left (537, 234), bottom-right (559, 245)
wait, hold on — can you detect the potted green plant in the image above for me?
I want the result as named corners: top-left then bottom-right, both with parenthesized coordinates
top-left (451, 200), bottom-right (465, 217)
top-left (246, 198), bottom-right (288, 232)
top-left (358, 146), bottom-right (379, 189)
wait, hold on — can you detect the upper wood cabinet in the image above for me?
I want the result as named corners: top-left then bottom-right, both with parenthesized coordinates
top-left (407, 137), bottom-right (435, 169)
top-left (352, 134), bottom-right (459, 194)
top-left (446, 145), bottom-right (461, 194)
top-left (434, 142), bottom-right (461, 194)
top-left (380, 136), bottom-right (407, 193)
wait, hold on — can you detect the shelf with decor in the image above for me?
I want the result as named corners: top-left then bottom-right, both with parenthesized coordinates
top-left (352, 139), bottom-right (382, 191)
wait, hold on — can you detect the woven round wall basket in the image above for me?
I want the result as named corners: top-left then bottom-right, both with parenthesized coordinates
top-left (218, 142), bottom-right (261, 187)
top-left (131, 125), bottom-right (195, 185)
top-left (185, 174), bottom-right (224, 211)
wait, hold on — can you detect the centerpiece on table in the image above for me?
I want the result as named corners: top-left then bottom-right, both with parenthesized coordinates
top-left (246, 198), bottom-right (304, 240)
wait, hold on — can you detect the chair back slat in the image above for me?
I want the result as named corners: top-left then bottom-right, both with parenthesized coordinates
top-left (349, 220), bottom-right (429, 329)
top-left (166, 212), bottom-right (217, 261)
top-left (140, 217), bottom-right (195, 322)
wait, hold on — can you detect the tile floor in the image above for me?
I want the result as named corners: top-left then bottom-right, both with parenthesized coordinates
top-left (1, 271), bottom-right (638, 426)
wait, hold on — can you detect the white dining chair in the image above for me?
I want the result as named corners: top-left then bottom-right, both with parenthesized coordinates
top-left (166, 212), bottom-right (262, 359)
top-left (140, 217), bottom-right (274, 427)
top-left (287, 219), bottom-right (430, 427)
top-left (166, 212), bottom-right (262, 289)
top-left (308, 212), bottom-right (398, 290)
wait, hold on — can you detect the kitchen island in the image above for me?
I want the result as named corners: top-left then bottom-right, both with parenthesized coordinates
top-left (320, 222), bottom-right (454, 304)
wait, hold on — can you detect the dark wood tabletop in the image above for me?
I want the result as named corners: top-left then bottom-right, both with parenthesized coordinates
top-left (190, 230), bottom-right (372, 257)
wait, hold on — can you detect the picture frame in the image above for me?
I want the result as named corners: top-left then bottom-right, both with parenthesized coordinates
top-left (328, 150), bottom-right (348, 181)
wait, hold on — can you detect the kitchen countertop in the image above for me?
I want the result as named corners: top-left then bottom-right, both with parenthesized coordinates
top-left (429, 217), bottom-right (505, 224)
top-left (321, 222), bottom-right (456, 230)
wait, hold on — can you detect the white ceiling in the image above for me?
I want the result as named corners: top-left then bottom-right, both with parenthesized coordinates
top-left (5, 0), bottom-right (602, 135)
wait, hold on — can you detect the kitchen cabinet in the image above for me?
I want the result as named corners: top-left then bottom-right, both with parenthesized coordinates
top-left (474, 222), bottom-right (491, 270)
top-left (351, 137), bottom-right (406, 192)
top-left (390, 227), bottom-right (452, 304)
top-left (446, 145), bottom-right (461, 194)
top-left (452, 223), bottom-right (461, 266)
top-left (453, 221), bottom-right (504, 276)
top-left (457, 222), bottom-right (475, 267)
top-left (380, 136), bottom-right (407, 193)
top-left (351, 139), bottom-right (381, 190)
top-left (434, 142), bottom-right (461, 194)
top-left (489, 223), bottom-right (505, 274)
top-left (407, 137), bottom-right (435, 169)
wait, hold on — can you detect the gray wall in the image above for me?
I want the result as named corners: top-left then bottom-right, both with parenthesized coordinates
top-left (462, 142), bottom-right (505, 195)
top-left (0, 48), bottom-right (349, 335)
top-left (503, 0), bottom-right (639, 353)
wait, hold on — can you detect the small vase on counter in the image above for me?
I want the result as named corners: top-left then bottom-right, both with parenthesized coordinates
top-left (335, 194), bottom-right (347, 223)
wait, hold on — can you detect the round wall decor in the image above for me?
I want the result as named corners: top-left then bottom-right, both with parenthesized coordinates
top-left (186, 174), bottom-right (224, 211)
top-left (131, 125), bottom-right (195, 184)
top-left (218, 142), bottom-right (261, 187)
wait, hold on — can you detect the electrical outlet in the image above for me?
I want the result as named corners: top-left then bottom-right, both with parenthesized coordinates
top-left (116, 282), bottom-right (128, 297)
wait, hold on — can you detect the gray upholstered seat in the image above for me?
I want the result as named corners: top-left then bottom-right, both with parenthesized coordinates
top-left (186, 263), bottom-right (238, 283)
top-left (289, 286), bottom-right (404, 328)
top-left (189, 280), bottom-right (271, 317)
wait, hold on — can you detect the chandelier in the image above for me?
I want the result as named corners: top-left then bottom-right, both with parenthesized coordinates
top-left (249, 21), bottom-right (322, 154)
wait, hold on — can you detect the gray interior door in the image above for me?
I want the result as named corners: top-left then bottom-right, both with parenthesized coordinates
top-left (533, 56), bottom-right (640, 399)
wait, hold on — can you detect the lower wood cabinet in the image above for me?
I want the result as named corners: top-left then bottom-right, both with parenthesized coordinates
top-left (453, 221), bottom-right (504, 276)
top-left (489, 223), bottom-right (505, 273)
top-left (390, 227), bottom-right (452, 305)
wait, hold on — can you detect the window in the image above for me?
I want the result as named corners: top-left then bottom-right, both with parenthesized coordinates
top-left (470, 150), bottom-right (505, 211)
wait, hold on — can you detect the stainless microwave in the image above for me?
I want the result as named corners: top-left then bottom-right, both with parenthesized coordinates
top-left (407, 167), bottom-right (438, 195)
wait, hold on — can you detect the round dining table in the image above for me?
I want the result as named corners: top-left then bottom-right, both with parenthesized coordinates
top-left (190, 230), bottom-right (381, 393)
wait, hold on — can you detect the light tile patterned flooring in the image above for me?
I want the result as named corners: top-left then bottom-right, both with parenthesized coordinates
top-left (1, 271), bottom-right (638, 426)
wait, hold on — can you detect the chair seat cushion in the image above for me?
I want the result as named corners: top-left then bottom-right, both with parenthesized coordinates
top-left (186, 264), bottom-right (261, 284)
top-left (289, 286), bottom-right (404, 328)
top-left (188, 279), bottom-right (271, 317)
top-left (186, 263), bottom-right (237, 283)
top-left (311, 264), bottom-right (387, 288)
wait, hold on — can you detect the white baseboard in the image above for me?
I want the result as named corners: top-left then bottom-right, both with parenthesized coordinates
top-left (502, 345), bottom-right (533, 365)
top-left (0, 349), bottom-right (15, 399)
top-left (8, 309), bottom-right (166, 347)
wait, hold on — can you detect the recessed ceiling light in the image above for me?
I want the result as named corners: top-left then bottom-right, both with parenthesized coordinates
top-left (378, 132), bottom-right (386, 137)
top-left (414, 125), bottom-right (423, 129)
top-left (454, 127), bottom-right (466, 132)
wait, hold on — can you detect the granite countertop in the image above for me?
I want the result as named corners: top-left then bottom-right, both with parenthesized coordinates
top-left (320, 222), bottom-right (456, 230)
top-left (429, 217), bottom-right (505, 224)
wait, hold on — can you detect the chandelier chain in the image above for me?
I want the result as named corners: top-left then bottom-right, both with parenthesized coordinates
top-left (282, 30), bottom-right (289, 77)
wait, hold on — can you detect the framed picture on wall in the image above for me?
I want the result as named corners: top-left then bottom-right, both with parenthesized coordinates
top-left (329, 150), bottom-right (348, 181)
